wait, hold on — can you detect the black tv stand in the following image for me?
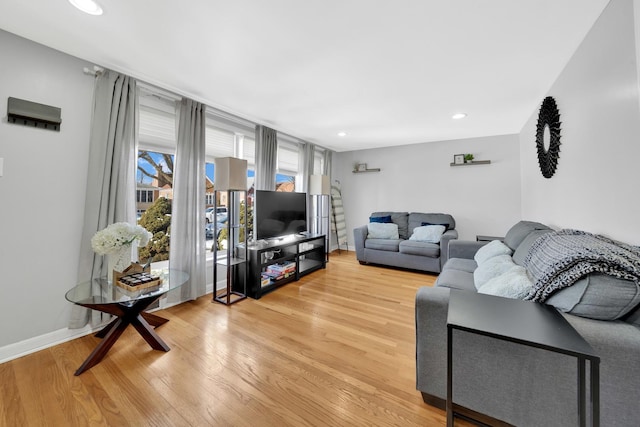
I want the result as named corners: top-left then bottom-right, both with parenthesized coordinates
top-left (237, 234), bottom-right (326, 299)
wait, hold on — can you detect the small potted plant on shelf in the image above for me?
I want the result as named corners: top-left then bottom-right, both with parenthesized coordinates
top-left (464, 154), bottom-right (474, 164)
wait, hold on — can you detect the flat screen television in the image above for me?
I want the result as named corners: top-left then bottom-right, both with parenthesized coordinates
top-left (255, 190), bottom-right (307, 240)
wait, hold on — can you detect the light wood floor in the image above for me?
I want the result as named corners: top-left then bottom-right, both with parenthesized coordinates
top-left (0, 251), bottom-right (452, 426)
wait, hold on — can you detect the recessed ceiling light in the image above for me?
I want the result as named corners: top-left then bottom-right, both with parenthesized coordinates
top-left (452, 113), bottom-right (467, 120)
top-left (337, 131), bottom-right (347, 137)
top-left (69, 0), bottom-right (103, 15)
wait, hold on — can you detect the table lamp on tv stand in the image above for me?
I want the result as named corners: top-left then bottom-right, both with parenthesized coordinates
top-left (309, 174), bottom-right (330, 262)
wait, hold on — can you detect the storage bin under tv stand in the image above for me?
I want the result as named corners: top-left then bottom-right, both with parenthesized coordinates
top-left (237, 234), bottom-right (326, 299)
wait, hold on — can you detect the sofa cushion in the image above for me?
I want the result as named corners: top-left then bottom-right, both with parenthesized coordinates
top-left (442, 258), bottom-right (478, 273)
top-left (408, 213), bottom-right (456, 235)
top-left (478, 265), bottom-right (534, 300)
top-left (622, 303), bottom-right (640, 327)
top-left (365, 238), bottom-right (401, 252)
top-left (435, 269), bottom-right (476, 291)
top-left (371, 211), bottom-right (409, 239)
top-left (503, 220), bottom-right (553, 251)
top-left (409, 225), bottom-right (446, 243)
top-left (473, 254), bottom-right (516, 289)
top-left (474, 240), bottom-right (513, 264)
top-left (370, 215), bottom-right (392, 223)
top-left (367, 222), bottom-right (399, 239)
top-left (399, 240), bottom-right (440, 257)
top-left (512, 229), bottom-right (553, 266)
top-left (545, 273), bottom-right (640, 320)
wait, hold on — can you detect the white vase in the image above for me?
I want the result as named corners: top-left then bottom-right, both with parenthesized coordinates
top-left (107, 244), bottom-right (132, 283)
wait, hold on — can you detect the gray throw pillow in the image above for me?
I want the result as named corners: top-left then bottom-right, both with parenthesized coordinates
top-left (545, 273), bottom-right (640, 320)
top-left (503, 221), bottom-right (552, 251)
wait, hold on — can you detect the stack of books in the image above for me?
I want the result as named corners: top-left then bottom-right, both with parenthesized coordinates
top-left (261, 261), bottom-right (296, 286)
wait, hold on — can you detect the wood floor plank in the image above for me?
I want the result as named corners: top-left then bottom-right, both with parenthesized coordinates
top-left (0, 251), bottom-right (461, 426)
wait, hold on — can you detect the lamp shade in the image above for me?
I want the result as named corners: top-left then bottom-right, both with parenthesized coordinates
top-left (214, 157), bottom-right (248, 190)
top-left (309, 175), bottom-right (330, 195)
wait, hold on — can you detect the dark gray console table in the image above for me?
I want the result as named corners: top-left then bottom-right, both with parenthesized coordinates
top-left (447, 291), bottom-right (600, 427)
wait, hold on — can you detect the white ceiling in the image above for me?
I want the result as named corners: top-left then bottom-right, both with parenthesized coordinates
top-left (1, 0), bottom-right (609, 152)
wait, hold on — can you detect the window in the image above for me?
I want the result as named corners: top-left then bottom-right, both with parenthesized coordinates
top-left (137, 87), bottom-right (177, 263)
top-left (136, 189), bottom-right (154, 204)
top-left (205, 110), bottom-right (256, 251)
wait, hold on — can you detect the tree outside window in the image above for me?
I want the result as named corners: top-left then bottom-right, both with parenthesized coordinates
top-left (137, 150), bottom-right (173, 261)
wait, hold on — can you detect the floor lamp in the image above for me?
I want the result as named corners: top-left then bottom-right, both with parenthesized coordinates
top-left (309, 174), bottom-right (330, 262)
top-left (213, 156), bottom-right (248, 305)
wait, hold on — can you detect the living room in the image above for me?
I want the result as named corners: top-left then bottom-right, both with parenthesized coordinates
top-left (1, 0), bottom-right (640, 425)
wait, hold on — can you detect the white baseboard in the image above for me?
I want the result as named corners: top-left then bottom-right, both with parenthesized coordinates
top-left (0, 279), bottom-right (221, 364)
top-left (0, 324), bottom-right (98, 364)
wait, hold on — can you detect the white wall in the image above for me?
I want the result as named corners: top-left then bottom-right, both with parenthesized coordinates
top-left (0, 30), bottom-right (93, 351)
top-left (333, 134), bottom-right (522, 245)
top-left (519, 0), bottom-right (640, 245)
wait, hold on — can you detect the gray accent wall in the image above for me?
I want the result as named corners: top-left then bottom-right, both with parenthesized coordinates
top-left (334, 134), bottom-right (522, 245)
top-left (0, 30), bottom-right (94, 351)
top-left (519, 0), bottom-right (640, 245)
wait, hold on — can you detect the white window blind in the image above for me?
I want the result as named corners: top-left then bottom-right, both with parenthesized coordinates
top-left (205, 126), bottom-right (235, 160)
top-left (278, 140), bottom-right (300, 175)
top-left (243, 136), bottom-right (255, 166)
top-left (139, 105), bottom-right (176, 152)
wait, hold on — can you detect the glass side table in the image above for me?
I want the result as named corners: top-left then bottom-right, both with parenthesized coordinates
top-left (65, 269), bottom-right (189, 375)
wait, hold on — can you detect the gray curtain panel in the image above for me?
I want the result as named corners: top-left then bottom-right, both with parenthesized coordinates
top-left (323, 149), bottom-right (333, 177)
top-left (168, 98), bottom-right (207, 303)
top-left (71, 70), bottom-right (138, 329)
top-left (323, 149), bottom-right (333, 248)
top-left (255, 125), bottom-right (277, 191)
top-left (299, 142), bottom-right (315, 193)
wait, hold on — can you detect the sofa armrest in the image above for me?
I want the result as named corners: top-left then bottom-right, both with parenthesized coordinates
top-left (415, 286), bottom-right (451, 398)
top-left (447, 240), bottom-right (488, 260)
top-left (439, 229), bottom-right (458, 269)
top-left (353, 225), bottom-right (368, 261)
top-left (563, 314), bottom-right (640, 425)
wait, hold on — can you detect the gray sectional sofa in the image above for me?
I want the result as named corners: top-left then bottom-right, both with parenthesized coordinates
top-left (416, 221), bottom-right (640, 426)
top-left (353, 212), bottom-right (457, 273)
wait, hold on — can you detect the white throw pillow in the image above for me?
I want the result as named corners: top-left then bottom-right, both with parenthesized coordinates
top-left (409, 225), bottom-right (446, 243)
top-left (473, 254), bottom-right (515, 289)
top-left (478, 265), bottom-right (534, 300)
top-left (367, 222), bottom-right (399, 239)
top-left (474, 240), bottom-right (513, 265)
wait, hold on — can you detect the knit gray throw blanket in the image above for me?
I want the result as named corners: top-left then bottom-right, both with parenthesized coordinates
top-left (523, 229), bottom-right (640, 302)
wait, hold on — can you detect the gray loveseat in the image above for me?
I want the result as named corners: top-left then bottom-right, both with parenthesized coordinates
top-left (354, 212), bottom-right (457, 273)
top-left (416, 221), bottom-right (640, 426)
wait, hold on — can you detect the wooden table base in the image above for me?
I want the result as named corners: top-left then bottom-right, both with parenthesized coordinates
top-left (74, 294), bottom-right (170, 376)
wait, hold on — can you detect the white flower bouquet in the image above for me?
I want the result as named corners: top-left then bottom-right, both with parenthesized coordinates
top-left (91, 222), bottom-right (152, 255)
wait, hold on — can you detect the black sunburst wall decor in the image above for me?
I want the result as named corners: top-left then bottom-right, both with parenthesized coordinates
top-left (535, 96), bottom-right (562, 178)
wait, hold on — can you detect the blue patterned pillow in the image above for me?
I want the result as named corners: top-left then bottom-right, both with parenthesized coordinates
top-left (370, 215), bottom-right (393, 223)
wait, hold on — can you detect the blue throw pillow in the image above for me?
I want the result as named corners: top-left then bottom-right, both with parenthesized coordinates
top-left (370, 215), bottom-right (393, 223)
